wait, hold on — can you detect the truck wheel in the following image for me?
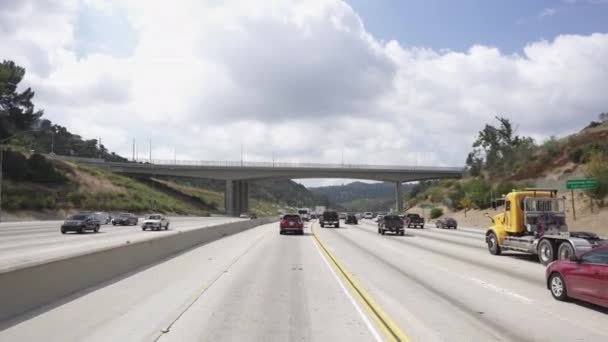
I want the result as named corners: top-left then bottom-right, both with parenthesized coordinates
top-left (549, 273), bottom-right (568, 301)
top-left (61, 228), bottom-right (66, 234)
top-left (558, 243), bottom-right (575, 261)
top-left (487, 232), bottom-right (501, 255)
top-left (377, 228), bottom-right (381, 234)
top-left (165, 223), bottom-right (170, 230)
top-left (381, 229), bottom-right (385, 235)
top-left (112, 222), bottom-right (116, 226)
top-left (320, 223), bottom-right (324, 228)
top-left (538, 239), bottom-right (556, 266)
top-left (420, 225), bottom-right (424, 229)
top-left (94, 225), bottom-right (100, 233)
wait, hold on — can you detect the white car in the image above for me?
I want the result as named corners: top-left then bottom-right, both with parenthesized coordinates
top-left (364, 212), bottom-right (373, 219)
top-left (142, 214), bottom-right (170, 231)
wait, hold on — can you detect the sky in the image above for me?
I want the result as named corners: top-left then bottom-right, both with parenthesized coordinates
top-left (1, 0), bottom-right (607, 186)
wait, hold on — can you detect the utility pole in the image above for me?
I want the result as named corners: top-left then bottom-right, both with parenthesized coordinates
top-left (50, 131), bottom-right (55, 154)
top-left (149, 137), bottom-right (152, 162)
top-left (272, 150), bottom-right (275, 167)
top-left (132, 139), bottom-right (135, 161)
top-left (341, 147), bottom-right (344, 166)
top-left (174, 147), bottom-right (177, 164)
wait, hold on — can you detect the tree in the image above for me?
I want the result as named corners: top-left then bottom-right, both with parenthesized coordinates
top-left (469, 116), bottom-right (535, 178)
top-left (459, 197), bottom-right (472, 217)
top-left (463, 178), bottom-right (492, 209)
top-left (585, 151), bottom-right (608, 205)
top-left (0, 60), bottom-right (43, 140)
top-left (599, 112), bottom-right (608, 123)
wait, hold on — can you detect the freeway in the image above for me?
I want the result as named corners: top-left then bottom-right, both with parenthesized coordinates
top-left (0, 217), bottom-right (242, 272)
top-left (1, 220), bottom-right (607, 341)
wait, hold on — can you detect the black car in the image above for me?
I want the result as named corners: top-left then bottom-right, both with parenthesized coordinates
top-left (436, 217), bottom-right (457, 229)
top-left (345, 214), bottom-right (358, 225)
top-left (320, 211), bottom-right (340, 228)
top-left (61, 214), bottom-right (101, 234)
top-left (112, 213), bottom-right (139, 226)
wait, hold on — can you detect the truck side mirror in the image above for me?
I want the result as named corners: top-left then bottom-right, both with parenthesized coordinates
top-left (484, 213), bottom-right (494, 223)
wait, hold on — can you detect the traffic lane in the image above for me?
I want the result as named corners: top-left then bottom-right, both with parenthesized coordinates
top-left (158, 222), bottom-right (377, 342)
top-left (0, 216), bottom-right (232, 236)
top-left (0, 217), bottom-right (244, 272)
top-left (0, 222), bottom-right (275, 342)
top-left (358, 220), bottom-right (544, 285)
top-left (0, 216), bottom-right (239, 245)
top-left (317, 223), bottom-right (506, 341)
top-left (318, 223), bottom-right (608, 341)
top-left (360, 220), bottom-right (486, 250)
top-left (0, 222), bottom-right (377, 342)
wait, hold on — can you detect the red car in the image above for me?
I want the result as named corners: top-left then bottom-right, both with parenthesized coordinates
top-left (546, 245), bottom-right (608, 307)
top-left (280, 214), bottom-right (304, 235)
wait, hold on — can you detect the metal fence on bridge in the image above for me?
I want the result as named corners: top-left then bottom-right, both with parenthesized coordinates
top-left (131, 158), bottom-right (464, 172)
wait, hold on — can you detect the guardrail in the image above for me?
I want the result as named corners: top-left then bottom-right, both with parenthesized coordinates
top-left (129, 158), bottom-right (464, 172)
top-left (46, 154), bottom-right (464, 173)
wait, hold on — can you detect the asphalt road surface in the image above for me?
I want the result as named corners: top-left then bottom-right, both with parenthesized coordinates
top-left (0, 217), bottom-right (241, 272)
top-left (1, 219), bottom-right (607, 341)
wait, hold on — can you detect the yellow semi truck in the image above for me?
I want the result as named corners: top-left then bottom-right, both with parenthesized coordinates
top-left (485, 188), bottom-right (607, 265)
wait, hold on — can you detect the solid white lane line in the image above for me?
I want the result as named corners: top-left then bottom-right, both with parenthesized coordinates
top-left (311, 236), bottom-right (384, 342)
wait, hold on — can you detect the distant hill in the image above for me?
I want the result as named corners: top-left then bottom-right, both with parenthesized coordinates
top-left (309, 181), bottom-right (414, 212)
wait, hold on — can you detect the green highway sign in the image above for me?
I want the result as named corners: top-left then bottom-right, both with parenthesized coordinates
top-left (566, 178), bottom-right (598, 190)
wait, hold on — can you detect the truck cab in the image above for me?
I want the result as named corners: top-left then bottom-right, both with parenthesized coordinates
top-left (486, 189), bottom-right (606, 265)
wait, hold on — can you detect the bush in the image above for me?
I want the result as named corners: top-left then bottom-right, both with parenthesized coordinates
top-left (585, 151), bottom-right (608, 203)
top-left (542, 136), bottom-right (560, 159)
top-left (430, 207), bottom-right (443, 219)
top-left (585, 121), bottom-right (601, 129)
top-left (569, 148), bottom-right (584, 163)
top-left (28, 154), bottom-right (67, 183)
top-left (1, 150), bottom-right (29, 181)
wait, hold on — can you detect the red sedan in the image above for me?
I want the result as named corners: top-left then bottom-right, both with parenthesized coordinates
top-left (546, 245), bottom-right (608, 307)
top-left (279, 214), bottom-right (304, 235)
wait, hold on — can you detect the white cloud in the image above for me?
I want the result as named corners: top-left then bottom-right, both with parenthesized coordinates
top-left (1, 0), bottom-right (607, 187)
top-left (539, 8), bottom-right (557, 18)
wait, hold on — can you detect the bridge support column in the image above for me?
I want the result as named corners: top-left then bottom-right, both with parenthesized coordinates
top-left (225, 180), bottom-right (249, 216)
top-left (395, 182), bottom-right (403, 213)
top-left (241, 181), bottom-right (249, 213)
top-left (225, 180), bottom-right (236, 216)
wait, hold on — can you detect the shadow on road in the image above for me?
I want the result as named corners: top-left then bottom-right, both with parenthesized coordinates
top-left (501, 253), bottom-right (540, 264)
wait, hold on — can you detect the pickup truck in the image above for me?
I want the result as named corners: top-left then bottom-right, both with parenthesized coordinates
top-left (378, 215), bottom-right (405, 236)
top-left (404, 213), bottom-right (424, 229)
top-left (320, 211), bottom-right (340, 228)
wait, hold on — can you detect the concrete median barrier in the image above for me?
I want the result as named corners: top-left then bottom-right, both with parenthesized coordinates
top-left (0, 218), bottom-right (275, 322)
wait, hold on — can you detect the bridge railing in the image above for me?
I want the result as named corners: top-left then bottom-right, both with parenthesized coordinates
top-left (130, 158), bottom-right (464, 172)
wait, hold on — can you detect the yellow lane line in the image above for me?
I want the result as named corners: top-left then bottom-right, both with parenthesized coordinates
top-left (311, 223), bottom-right (410, 342)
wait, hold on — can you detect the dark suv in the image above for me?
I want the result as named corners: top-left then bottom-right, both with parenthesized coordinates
top-left (345, 213), bottom-right (358, 225)
top-left (112, 213), bottom-right (139, 226)
top-left (61, 213), bottom-right (101, 234)
top-left (320, 211), bottom-right (340, 228)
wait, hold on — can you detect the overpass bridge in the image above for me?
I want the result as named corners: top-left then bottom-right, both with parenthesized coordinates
top-left (51, 156), bottom-right (464, 216)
